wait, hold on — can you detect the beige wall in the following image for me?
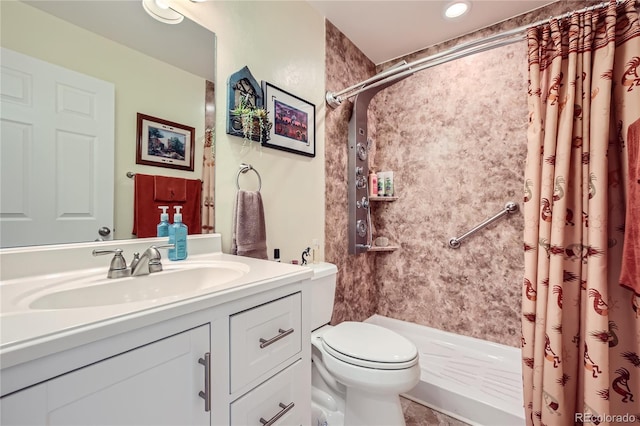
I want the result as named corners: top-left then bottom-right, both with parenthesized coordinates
top-left (3, 0), bottom-right (326, 261)
top-left (173, 0), bottom-right (326, 262)
top-left (1, 1), bottom-right (206, 241)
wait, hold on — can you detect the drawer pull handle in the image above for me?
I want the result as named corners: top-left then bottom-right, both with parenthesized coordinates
top-left (259, 402), bottom-right (295, 426)
top-left (198, 352), bottom-right (211, 412)
top-left (259, 327), bottom-right (294, 349)
top-left (260, 328), bottom-right (293, 349)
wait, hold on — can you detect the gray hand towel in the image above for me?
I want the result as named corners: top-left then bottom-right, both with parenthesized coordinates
top-left (232, 190), bottom-right (268, 259)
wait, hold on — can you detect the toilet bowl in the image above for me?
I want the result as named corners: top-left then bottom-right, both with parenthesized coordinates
top-left (308, 263), bottom-right (420, 426)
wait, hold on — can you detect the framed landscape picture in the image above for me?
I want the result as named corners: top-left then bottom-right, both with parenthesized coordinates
top-left (136, 113), bottom-right (195, 171)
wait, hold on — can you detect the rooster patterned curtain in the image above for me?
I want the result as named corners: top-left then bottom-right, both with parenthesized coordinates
top-left (522, 0), bottom-right (640, 424)
top-left (202, 128), bottom-right (215, 234)
top-left (202, 81), bottom-right (215, 234)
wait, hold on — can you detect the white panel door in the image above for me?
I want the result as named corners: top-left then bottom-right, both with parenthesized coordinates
top-left (0, 47), bottom-right (114, 247)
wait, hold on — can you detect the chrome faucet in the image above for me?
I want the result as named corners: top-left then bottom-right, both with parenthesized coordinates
top-left (93, 244), bottom-right (174, 278)
top-left (130, 244), bottom-right (174, 277)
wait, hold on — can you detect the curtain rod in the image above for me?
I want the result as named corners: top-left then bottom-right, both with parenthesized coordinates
top-left (325, 0), bottom-right (628, 108)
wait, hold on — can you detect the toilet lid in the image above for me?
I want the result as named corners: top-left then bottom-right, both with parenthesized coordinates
top-left (321, 322), bottom-right (418, 369)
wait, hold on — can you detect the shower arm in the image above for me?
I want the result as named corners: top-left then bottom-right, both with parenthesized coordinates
top-left (326, 32), bottom-right (522, 107)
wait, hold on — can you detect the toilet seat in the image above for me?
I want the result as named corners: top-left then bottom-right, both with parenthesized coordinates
top-left (320, 322), bottom-right (418, 370)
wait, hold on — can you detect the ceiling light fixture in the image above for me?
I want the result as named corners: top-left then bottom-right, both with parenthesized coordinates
top-left (142, 0), bottom-right (184, 25)
top-left (444, 1), bottom-right (470, 19)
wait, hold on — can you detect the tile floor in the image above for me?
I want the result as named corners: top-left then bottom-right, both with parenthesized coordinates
top-left (401, 397), bottom-right (470, 426)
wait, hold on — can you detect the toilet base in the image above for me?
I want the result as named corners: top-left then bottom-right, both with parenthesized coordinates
top-left (311, 367), bottom-right (407, 426)
top-left (311, 388), bottom-right (406, 426)
top-left (344, 388), bottom-right (406, 426)
top-left (311, 400), bottom-right (344, 426)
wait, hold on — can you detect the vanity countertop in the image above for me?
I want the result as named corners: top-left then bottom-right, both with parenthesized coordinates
top-left (0, 235), bottom-right (313, 369)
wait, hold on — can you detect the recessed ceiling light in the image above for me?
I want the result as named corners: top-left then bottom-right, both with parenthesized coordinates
top-left (142, 0), bottom-right (184, 24)
top-left (444, 1), bottom-right (470, 19)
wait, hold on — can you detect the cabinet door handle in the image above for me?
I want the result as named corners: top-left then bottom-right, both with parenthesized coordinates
top-left (259, 328), bottom-right (294, 349)
top-left (198, 352), bottom-right (211, 412)
top-left (259, 402), bottom-right (295, 426)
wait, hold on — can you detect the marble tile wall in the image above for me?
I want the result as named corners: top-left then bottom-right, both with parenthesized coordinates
top-left (324, 1), bottom-right (600, 345)
top-left (325, 21), bottom-right (378, 324)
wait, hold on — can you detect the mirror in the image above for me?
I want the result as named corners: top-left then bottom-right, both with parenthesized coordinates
top-left (0, 0), bottom-right (216, 248)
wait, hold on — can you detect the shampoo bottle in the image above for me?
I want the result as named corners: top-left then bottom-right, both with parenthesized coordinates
top-left (157, 206), bottom-right (170, 237)
top-left (377, 172), bottom-right (384, 196)
top-left (168, 206), bottom-right (188, 261)
top-left (368, 171), bottom-right (378, 197)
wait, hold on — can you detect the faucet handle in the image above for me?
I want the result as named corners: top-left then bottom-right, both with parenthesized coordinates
top-left (144, 244), bottom-right (175, 273)
top-left (92, 248), bottom-right (130, 279)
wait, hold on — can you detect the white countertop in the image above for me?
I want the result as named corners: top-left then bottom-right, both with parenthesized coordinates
top-left (0, 235), bottom-right (313, 369)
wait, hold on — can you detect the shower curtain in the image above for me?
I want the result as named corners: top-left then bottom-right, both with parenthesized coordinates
top-left (202, 128), bottom-right (215, 234)
top-left (522, 1), bottom-right (640, 425)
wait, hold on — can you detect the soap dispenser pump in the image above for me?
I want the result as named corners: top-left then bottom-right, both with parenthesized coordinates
top-left (157, 206), bottom-right (170, 237)
top-left (168, 206), bottom-right (188, 261)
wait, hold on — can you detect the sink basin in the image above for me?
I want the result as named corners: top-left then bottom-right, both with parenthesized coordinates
top-left (26, 261), bottom-right (249, 310)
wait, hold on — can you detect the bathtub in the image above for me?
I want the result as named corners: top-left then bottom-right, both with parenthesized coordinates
top-left (365, 315), bottom-right (525, 426)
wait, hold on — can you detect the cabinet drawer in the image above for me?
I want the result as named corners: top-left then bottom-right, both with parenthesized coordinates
top-left (230, 292), bottom-right (301, 393)
top-left (230, 359), bottom-right (304, 426)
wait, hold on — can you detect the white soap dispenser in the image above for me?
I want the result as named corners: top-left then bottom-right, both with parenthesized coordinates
top-left (168, 206), bottom-right (188, 261)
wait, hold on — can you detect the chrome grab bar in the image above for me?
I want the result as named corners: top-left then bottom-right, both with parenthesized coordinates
top-left (449, 201), bottom-right (518, 249)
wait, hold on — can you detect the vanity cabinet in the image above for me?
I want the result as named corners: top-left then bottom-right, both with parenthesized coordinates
top-left (1, 284), bottom-right (310, 426)
top-left (1, 325), bottom-right (210, 425)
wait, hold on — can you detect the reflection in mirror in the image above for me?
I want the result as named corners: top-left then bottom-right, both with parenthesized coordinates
top-left (0, 0), bottom-right (216, 248)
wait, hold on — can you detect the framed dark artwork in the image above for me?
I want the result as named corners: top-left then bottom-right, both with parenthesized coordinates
top-left (261, 82), bottom-right (315, 157)
top-left (226, 66), bottom-right (264, 142)
top-left (136, 113), bottom-right (195, 171)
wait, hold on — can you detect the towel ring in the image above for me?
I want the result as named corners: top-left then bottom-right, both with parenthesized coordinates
top-left (236, 163), bottom-right (262, 191)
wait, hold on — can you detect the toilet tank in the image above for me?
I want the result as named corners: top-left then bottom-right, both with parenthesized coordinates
top-left (308, 262), bottom-right (338, 331)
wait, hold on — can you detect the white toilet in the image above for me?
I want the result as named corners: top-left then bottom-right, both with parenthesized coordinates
top-left (308, 262), bottom-right (420, 426)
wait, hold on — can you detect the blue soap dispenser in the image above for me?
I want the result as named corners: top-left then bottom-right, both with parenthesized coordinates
top-left (168, 206), bottom-right (188, 261)
top-left (157, 206), bottom-right (170, 237)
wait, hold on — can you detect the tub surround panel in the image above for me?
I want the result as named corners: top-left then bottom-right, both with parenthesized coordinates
top-left (371, 41), bottom-right (526, 347)
top-left (325, 21), bottom-right (378, 324)
top-left (325, 2), bottom-right (597, 347)
top-left (369, 0), bottom-right (601, 347)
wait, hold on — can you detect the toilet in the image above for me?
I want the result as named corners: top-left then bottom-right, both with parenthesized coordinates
top-left (308, 262), bottom-right (420, 426)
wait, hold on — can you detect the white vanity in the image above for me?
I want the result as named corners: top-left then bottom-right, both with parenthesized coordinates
top-left (0, 235), bottom-right (312, 425)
